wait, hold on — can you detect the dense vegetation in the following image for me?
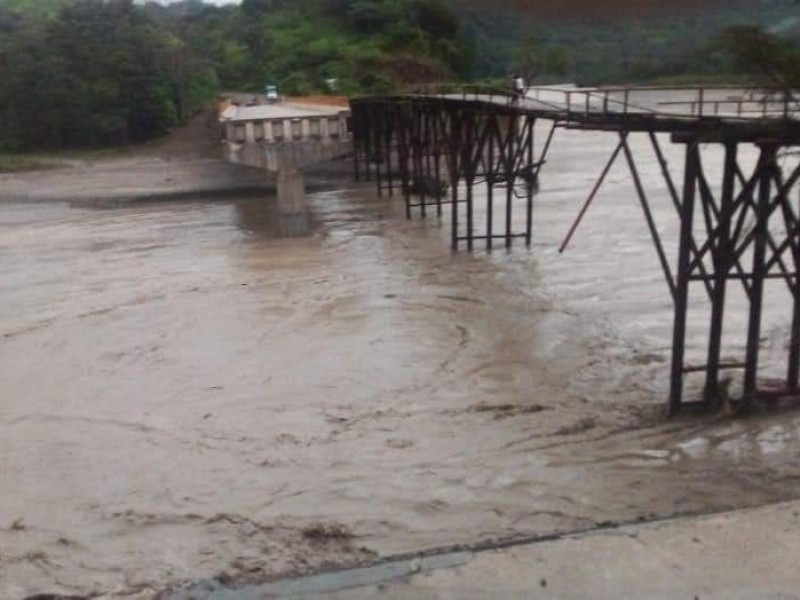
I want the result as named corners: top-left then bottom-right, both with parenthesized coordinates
top-left (0, 0), bottom-right (797, 151)
top-left (0, 0), bottom-right (218, 149)
top-left (458, 0), bottom-right (800, 84)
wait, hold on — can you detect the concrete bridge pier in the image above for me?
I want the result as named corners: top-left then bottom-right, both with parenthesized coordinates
top-left (275, 168), bottom-right (311, 237)
top-left (276, 167), bottom-right (307, 215)
top-left (224, 137), bottom-right (352, 232)
top-left (220, 101), bottom-right (353, 235)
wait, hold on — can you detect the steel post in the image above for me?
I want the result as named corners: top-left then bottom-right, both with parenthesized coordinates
top-left (743, 144), bottom-right (777, 408)
top-left (704, 143), bottom-right (738, 408)
top-left (670, 140), bottom-right (699, 415)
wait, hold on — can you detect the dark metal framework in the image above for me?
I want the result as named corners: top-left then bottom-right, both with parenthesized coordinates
top-left (666, 138), bottom-right (800, 414)
top-left (351, 91), bottom-right (800, 414)
top-left (352, 97), bottom-right (553, 249)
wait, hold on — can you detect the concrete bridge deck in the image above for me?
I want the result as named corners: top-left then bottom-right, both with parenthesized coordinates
top-left (220, 99), bottom-right (352, 218)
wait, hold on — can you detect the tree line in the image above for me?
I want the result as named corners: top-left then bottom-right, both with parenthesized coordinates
top-left (0, 0), bottom-right (796, 151)
top-left (0, 0), bottom-right (472, 150)
top-left (459, 0), bottom-right (800, 84)
top-left (0, 0), bottom-right (216, 149)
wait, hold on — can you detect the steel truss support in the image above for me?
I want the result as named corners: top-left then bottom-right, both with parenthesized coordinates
top-left (351, 97), bottom-right (800, 415)
top-left (666, 139), bottom-right (800, 413)
top-left (351, 99), bottom-right (549, 251)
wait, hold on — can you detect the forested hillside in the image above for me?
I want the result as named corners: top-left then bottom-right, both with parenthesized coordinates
top-left (0, 0), bottom-right (470, 150)
top-left (0, 0), bottom-right (217, 149)
top-left (454, 0), bottom-right (800, 83)
top-left (0, 0), bottom-right (796, 151)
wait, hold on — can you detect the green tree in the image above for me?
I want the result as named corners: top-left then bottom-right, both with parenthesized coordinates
top-left (717, 25), bottom-right (800, 89)
top-left (513, 33), bottom-right (544, 80)
top-left (545, 46), bottom-right (568, 76)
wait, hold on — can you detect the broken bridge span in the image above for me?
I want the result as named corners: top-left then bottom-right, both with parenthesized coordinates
top-left (350, 85), bottom-right (800, 415)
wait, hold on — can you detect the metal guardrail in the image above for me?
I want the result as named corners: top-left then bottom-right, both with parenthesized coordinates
top-left (394, 84), bottom-right (800, 122)
top-left (526, 85), bottom-right (800, 121)
top-left (403, 83), bottom-right (517, 107)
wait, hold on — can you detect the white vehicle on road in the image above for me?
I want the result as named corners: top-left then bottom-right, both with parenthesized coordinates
top-left (265, 84), bottom-right (279, 103)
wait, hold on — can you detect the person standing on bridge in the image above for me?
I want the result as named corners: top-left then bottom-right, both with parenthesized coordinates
top-left (512, 74), bottom-right (526, 102)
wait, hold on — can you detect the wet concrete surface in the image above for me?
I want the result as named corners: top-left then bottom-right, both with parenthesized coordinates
top-left (1, 130), bottom-right (800, 599)
top-left (299, 500), bottom-right (800, 600)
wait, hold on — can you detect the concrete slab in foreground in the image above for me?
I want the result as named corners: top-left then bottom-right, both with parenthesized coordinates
top-left (298, 500), bottom-right (800, 600)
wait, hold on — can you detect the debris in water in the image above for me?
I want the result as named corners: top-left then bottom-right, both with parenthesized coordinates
top-left (553, 418), bottom-right (597, 436)
top-left (301, 523), bottom-right (355, 542)
top-left (386, 439), bottom-right (414, 449)
top-left (473, 403), bottom-right (548, 419)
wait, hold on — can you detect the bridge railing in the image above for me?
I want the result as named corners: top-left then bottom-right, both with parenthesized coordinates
top-left (596, 85), bottom-right (800, 119)
top-left (657, 96), bottom-right (800, 119)
top-left (526, 86), bottom-right (660, 119)
top-left (401, 83), bottom-right (517, 106)
top-left (386, 83), bottom-right (800, 124)
top-left (527, 85), bottom-right (800, 121)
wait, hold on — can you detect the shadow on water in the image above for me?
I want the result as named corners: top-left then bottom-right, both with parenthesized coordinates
top-left (65, 185), bottom-right (276, 210)
top-left (62, 189), bottom-right (317, 239)
top-left (233, 196), bottom-right (314, 239)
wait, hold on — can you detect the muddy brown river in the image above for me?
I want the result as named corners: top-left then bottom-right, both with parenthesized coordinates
top-left (2, 130), bottom-right (800, 599)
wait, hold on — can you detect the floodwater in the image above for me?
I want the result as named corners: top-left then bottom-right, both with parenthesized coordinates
top-left (1, 130), bottom-right (800, 599)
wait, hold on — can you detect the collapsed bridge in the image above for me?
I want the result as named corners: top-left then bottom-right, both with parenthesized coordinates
top-left (350, 85), bottom-right (800, 415)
